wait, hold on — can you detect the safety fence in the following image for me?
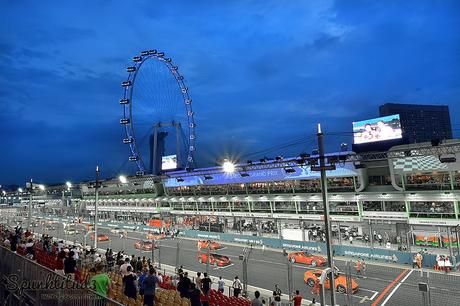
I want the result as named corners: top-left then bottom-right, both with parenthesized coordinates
top-left (0, 246), bottom-right (123, 306)
top-left (181, 229), bottom-right (453, 269)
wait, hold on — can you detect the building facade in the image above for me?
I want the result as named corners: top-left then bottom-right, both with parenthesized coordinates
top-left (379, 103), bottom-right (452, 144)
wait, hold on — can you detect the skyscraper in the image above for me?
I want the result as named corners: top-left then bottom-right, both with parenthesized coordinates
top-left (379, 103), bottom-right (452, 144)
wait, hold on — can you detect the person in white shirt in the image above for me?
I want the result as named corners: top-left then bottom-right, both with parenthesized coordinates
top-left (120, 258), bottom-right (132, 276)
top-left (232, 276), bottom-right (242, 297)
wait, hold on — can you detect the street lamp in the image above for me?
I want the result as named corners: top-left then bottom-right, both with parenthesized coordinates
top-left (94, 166), bottom-right (100, 250)
top-left (66, 181), bottom-right (77, 245)
top-left (222, 160), bottom-right (235, 173)
top-left (18, 188), bottom-right (23, 193)
top-left (119, 175), bottom-right (128, 184)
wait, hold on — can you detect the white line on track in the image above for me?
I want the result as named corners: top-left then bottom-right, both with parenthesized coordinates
top-left (370, 291), bottom-right (379, 300)
top-left (381, 269), bottom-right (413, 306)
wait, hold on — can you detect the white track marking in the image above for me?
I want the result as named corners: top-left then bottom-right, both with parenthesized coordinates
top-left (381, 269), bottom-right (413, 306)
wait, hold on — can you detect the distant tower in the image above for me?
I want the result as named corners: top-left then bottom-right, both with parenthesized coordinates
top-left (149, 121), bottom-right (182, 175)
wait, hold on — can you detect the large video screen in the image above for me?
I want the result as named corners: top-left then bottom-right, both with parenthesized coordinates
top-left (353, 114), bottom-right (402, 144)
top-left (161, 154), bottom-right (177, 170)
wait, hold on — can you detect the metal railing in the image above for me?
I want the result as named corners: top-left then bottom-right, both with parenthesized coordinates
top-left (0, 246), bottom-right (123, 306)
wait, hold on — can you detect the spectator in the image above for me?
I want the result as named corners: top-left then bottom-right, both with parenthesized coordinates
top-left (189, 283), bottom-right (202, 306)
top-left (89, 263), bottom-right (112, 297)
top-left (178, 272), bottom-right (191, 298)
top-left (217, 276), bottom-right (225, 293)
top-left (122, 266), bottom-right (137, 299)
top-left (178, 265), bottom-right (184, 278)
top-left (25, 239), bottom-right (34, 259)
top-left (143, 268), bottom-right (159, 306)
top-left (55, 251), bottom-right (66, 275)
top-left (131, 255), bottom-right (137, 272)
top-left (201, 272), bottom-right (211, 296)
top-left (107, 252), bottom-right (115, 271)
top-left (64, 251), bottom-right (77, 279)
top-left (195, 272), bottom-right (202, 291)
top-left (232, 276), bottom-right (242, 297)
top-left (251, 290), bottom-right (263, 306)
top-left (120, 257), bottom-right (132, 276)
top-left (10, 233), bottom-right (17, 252)
top-left (138, 268), bottom-right (148, 295)
top-left (292, 290), bottom-right (302, 306)
top-left (273, 284), bottom-right (282, 305)
top-left (136, 256), bottom-right (143, 273)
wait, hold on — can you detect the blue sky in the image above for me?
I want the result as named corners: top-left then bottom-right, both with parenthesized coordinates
top-left (1, 0), bottom-right (459, 185)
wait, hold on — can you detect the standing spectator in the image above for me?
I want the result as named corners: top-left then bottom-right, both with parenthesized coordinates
top-left (272, 284), bottom-right (282, 305)
top-left (195, 272), bottom-right (202, 291)
top-left (201, 273), bottom-right (212, 296)
top-left (189, 283), bottom-right (202, 306)
top-left (107, 252), bottom-right (115, 271)
top-left (64, 251), bottom-right (77, 280)
top-left (136, 256), bottom-right (143, 273)
top-left (138, 268), bottom-right (148, 296)
top-left (10, 233), bottom-right (17, 252)
top-left (55, 251), bottom-right (66, 275)
top-left (378, 234), bottom-right (383, 246)
top-left (178, 272), bottom-right (191, 298)
top-left (131, 255), bottom-right (137, 272)
top-left (25, 239), bottom-right (34, 259)
top-left (120, 257), bottom-right (132, 276)
top-left (349, 235), bottom-right (353, 244)
top-left (143, 268), bottom-right (159, 306)
top-left (177, 265), bottom-right (184, 278)
top-left (232, 276), bottom-right (242, 297)
top-left (89, 263), bottom-right (112, 297)
top-left (251, 290), bottom-right (263, 306)
top-left (292, 290), bottom-right (302, 306)
top-left (217, 276), bottom-right (225, 294)
top-left (122, 266), bottom-right (137, 299)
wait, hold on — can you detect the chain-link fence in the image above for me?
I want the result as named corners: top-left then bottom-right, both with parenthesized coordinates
top-left (330, 260), bottom-right (460, 306)
top-left (0, 246), bottom-right (123, 306)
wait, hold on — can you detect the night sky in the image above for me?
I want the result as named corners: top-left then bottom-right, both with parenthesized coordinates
top-left (1, 1), bottom-right (459, 186)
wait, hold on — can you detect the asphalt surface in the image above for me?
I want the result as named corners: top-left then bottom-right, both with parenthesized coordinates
top-left (8, 216), bottom-right (460, 306)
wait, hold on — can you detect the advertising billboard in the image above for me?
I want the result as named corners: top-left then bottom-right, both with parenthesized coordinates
top-left (161, 154), bottom-right (177, 170)
top-left (353, 114), bottom-right (402, 144)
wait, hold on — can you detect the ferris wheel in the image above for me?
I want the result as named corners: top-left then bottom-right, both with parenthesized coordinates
top-left (119, 49), bottom-right (196, 175)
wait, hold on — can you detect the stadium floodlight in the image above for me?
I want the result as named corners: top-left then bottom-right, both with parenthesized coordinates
top-left (119, 175), bottom-right (128, 184)
top-left (66, 181), bottom-right (72, 189)
top-left (38, 184), bottom-right (45, 191)
top-left (222, 160), bottom-right (235, 173)
top-left (18, 188), bottom-right (23, 193)
top-left (2, 190), bottom-right (6, 195)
